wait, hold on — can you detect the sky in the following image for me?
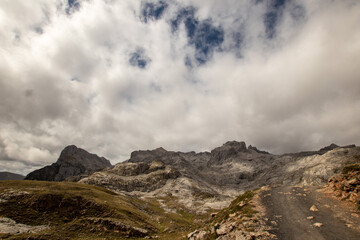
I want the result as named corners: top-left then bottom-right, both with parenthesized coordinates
top-left (1, 0), bottom-right (360, 175)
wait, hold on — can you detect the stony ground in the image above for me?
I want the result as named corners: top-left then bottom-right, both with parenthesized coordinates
top-left (0, 217), bottom-right (48, 235)
top-left (187, 187), bottom-right (277, 240)
top-left (261, 185), bottom-right (360, 240)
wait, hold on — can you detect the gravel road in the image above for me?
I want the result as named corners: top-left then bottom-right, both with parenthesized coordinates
top-left (261, 186), bottom-right (360, 240)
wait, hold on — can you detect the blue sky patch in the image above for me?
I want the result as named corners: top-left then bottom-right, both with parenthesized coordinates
top-left (141, 1), bottom-right (168, 23)
top-left (66, 0), bottom-right (80, 15)
top-left (263, 0), bottom-right (287, 39)
top-left (172, 7), bottom-right (224, 65)
top-left (170, 7), bottom-right (196, 32)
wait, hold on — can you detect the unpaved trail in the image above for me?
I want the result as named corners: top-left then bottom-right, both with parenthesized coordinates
top-left (261, 186), bottom-right (360, 240)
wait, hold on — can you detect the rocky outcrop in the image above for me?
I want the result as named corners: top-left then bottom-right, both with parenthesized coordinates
top-left (25, 145), bottom-right (112, 181)
top-left (319, 143), bottom-right (339, 153)
top-left (0, 172), bottom-right (24, 180)
top-left (326, 163), bottom-right (360, 204)
top-left (248, 145), bottom-right (269, 154)
top-left (209, 141), bottom-right (248, 165)
top-left (187, 188), bottom-right (276, 240)
top-left (80, 160), bottom-right (180, 192)
top-left (0, 217), bottom-right (48, 235)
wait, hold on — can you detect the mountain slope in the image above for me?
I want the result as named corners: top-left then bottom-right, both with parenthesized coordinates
top-left (25, 145), bottom-right (112, 181)
top-left (0, 180), bottom-right (208, 240)
top-left (0, 172), bottom-right (24, 180)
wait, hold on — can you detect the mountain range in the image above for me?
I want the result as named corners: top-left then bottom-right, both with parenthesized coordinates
top-left (25, 141), bottom-right (360, 213)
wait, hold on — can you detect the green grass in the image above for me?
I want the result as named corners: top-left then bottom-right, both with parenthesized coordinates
top-left (191, 190), bottom-right (259, 240)
top-left (212, 190), bottom-right (256, 223)
top-left (0, 180), bottom-right (209, 240)
top-left (0, 181), bottom-right (258, 240)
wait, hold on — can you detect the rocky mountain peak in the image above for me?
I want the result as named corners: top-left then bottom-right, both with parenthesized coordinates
top-left (129, 147), bottom-right (170, 163)
top-left (319, 143), bottom-right (339, 152)
top-left (57, 145), bottom-right (111, 169)
top-left (223, 141), bottom-right (247, 149)
top-left (209, 141), bottom-right (249, 164)
top-left (25, 145), bottom-right (112, 181)
top-left (248, 145), bottom-right (270, 154)
top-left (58, 145), bottom-right (79, 159)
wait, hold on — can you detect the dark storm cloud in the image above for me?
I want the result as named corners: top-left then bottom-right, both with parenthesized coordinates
top-left (1, 0), bottom-right (360, 175)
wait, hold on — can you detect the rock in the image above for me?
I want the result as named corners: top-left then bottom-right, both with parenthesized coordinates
top-left (209, 141), bottom-right (248, 164)
top-left (310, 205), bottom-right (319, 212)
top-left (313, 222), bottom-right (323, 227)
top-left (324, 163), bottom-right (360, 205)
top-left (216, 223), bottom-right (234, 235)
top-left (319, 144), bottom-right (339, 153)
top-left (307, 216), bottom-right (314, 220)
top-left (80, 160), bottom-right (180, 192)
top-left (270, 221), bottom-right (278, 226)
top-left (229, 213), bottom-right (236, 218)
top-left (248, 145), bottom-right (269, 154)
top-left (348, 178), bottom-right (358, 185)
top-left (0, 217), bottom-right (48, 234)
top-left (187, 230), bottom-right (208, 240)
top-left (25, 145), bottom-right (112, 181)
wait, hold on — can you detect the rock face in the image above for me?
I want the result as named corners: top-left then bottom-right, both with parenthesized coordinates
top-left (80, 160), bottom-right (180, 192)
top-left (0, 172), bottom-right (24, 180)
top-left (80, 141), bottom-right (360, 213)
top-left (25, 145), bottom-right (112, 181)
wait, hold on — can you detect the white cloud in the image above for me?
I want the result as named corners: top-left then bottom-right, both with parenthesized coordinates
top-left (1, 0), bottom-right (360, 175)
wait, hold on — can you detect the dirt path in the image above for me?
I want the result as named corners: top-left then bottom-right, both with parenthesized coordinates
top-left (260, 186), bottom-right (360, 240)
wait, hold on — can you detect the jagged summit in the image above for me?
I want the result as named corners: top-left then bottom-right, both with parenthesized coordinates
top-left (25, 145), bottom-right (112, 181)
top-left (248, 145), bottom-right (270, 154)
top-left (56, 145), bottom-right (111, 169)
top-left (319, 143), bottom-right (339, 152)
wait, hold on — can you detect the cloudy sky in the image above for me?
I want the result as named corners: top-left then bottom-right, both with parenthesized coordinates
top-left (1, 0), bottom-right (360, 175)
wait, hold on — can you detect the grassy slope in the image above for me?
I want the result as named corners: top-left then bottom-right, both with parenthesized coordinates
top-left (0, 181), bottom-right (206, 240)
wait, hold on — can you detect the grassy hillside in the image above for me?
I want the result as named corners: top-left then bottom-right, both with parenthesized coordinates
top-left (0, 181), bottom-right (207, 240)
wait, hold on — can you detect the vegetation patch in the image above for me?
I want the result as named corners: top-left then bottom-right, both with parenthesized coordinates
top-left (0, 181), bottom-right (158, 239)
top-left (212, 190), bottom-right (256, 223)
top-left (0, 181), bottom-right (209, 240)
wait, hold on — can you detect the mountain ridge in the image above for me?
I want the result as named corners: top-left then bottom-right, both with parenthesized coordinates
top-left (0, 172), bottom-right (24, 181)
top-left (78, 141), bottom-right (359, 213)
